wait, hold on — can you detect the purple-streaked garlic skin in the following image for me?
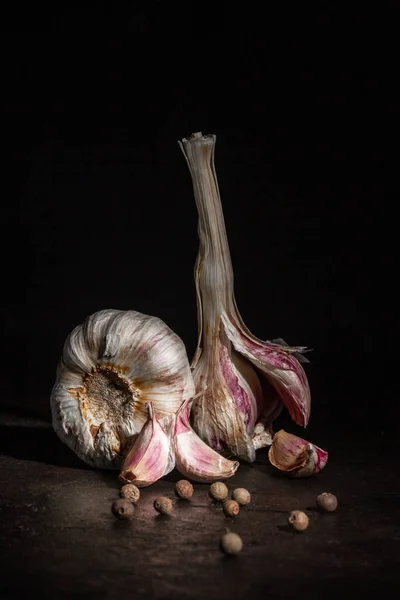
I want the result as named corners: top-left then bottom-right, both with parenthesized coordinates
top-left (119, 404), bottom-right (175, 487)
top-left (268, 429), bottom-right (328, 478)
top-left (173, 401), bottom-right (240, 482)
top-left (220, 345), bottom-right (263, 435)
top-left (50, 309), bottom-right (195, 469)
top-left (221, 313), bottom-right (311, 428)
top-left (191, 351), bottom-right (260, 462)
top-left (179, 133), bottom-right (311, 462)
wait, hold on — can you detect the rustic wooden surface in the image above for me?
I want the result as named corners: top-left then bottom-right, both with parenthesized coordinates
top-left (0, 413), bottom-right (399, 599)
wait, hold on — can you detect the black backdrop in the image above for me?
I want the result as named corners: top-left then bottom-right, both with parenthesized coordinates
top-left (1, 3), bottom-right (395, 431)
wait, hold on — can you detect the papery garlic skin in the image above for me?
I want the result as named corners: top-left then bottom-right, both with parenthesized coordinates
top-left (51, 309), bottom-right (195, 469)
top-left (179, 133), bottom-right (311, 462)
top-left (268, 429), bottom-right (328, 477)
top-left (119, 404), bottom-right (175, 487)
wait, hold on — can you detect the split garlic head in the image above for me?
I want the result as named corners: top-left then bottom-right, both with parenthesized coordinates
top-left (51, 309), bottom-right (195, 469)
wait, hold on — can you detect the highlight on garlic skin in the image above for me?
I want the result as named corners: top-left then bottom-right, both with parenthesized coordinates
top-left (179, 132), bottom-right (312, 462)
top-left (268, 429), bottom-right (328, 477)
top-left (50, 308), bottom-right (195, 470)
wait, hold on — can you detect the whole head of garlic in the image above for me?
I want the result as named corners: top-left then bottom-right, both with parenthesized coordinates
top-left (50, 309), bottom-right (195, 469)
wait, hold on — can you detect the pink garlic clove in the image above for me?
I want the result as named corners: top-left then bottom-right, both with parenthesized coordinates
top-left (119, 403), bottom-right (175, 487)
top-left (268, 429), bottom-right (328, 478)
top-left (173, 400), bottom-right (239, 482)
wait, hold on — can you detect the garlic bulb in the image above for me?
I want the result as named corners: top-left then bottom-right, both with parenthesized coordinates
top-left (179, 133), bottom-right (312, 462)
top-left (51, 309), bottom-right (195, 469)
top-left (268, 429), bottom-right (328, 477)
top-left (51, 308), bottom-right (239, 485)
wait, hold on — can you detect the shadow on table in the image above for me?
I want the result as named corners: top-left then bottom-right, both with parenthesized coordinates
top-left (0, 418), bottom-right (92, 470)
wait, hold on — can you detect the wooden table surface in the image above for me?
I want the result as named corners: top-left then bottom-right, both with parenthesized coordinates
top-left (0, 413), bottom-right (399, 599)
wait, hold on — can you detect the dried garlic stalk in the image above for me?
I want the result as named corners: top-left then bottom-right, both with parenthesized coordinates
top-left (179, 133), bottom-right (312, 462)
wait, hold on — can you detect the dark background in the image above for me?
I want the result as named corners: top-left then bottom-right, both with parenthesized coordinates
top-left (1, 3), bottom-right (396, 431)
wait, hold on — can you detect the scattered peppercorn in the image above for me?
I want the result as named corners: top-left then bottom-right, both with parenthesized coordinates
top-left (120, 484), bottom-right (141, 504)
top-left (288, 510), bottom-right (309, 531)
top-left (174, 480), bottom-right (194, 499)
top-left (209, 481), bottom-right (228, 501)
top-left (232, 488), bottom-right (251, 506)
top-left (220, 529), bottom-right (243, 556)
top-left (316, 492), bottom-right (338, 512)
top-left (111, 499), bottom-right (135, 520)
top-left (154, 496), bottom-right (173, 515)
top-left (223, 499), bottom-right (240, 517)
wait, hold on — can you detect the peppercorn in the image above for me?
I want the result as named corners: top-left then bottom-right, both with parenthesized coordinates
top-left (174, 480), bottom-right (194, 499)
top-left (232, 487), bottom-right (251, 506)
top-left (209, 481), bottom-right (228, 501)
top-left (223, 499), bottom-right (240, 517)
top-left (120, 484), bottom-right (141, 504)
top-left (154, 496), bottom-right (173, 515)
top-left (316, 492), bottom-right (338, 512)
top-left (288, 510), bottom-right (309, 531)
top-left (220, 529), bottom-right (243, 556)
top-left (111, 499), bottom-right (135, 520)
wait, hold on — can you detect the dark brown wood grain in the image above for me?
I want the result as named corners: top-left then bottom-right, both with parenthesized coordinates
top-left (0, 414), bottom-right (399, 599)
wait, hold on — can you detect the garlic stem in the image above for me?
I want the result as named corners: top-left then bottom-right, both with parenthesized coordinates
top-left (179, 132), bottom-right (312, 461)
top-left (179, 133), bottom-right (234, 355)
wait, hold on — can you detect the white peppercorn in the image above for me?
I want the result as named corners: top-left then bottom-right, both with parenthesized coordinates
top-left (232, 488), bottom-right (251, 506)
top-left (220, 529), bottom-right (243, 555)
top-left (288, 510), bottom-right (309, 531)
top-left (209, 481), bottom-right (228, 501)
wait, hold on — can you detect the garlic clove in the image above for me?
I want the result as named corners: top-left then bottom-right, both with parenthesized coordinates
top-left (51, 309), bottom-right (195, 469)
top-left (268, 429), bottom-right (328, 477)
top-left (174, 400), bottom-right (239, 482)
top-left (191, 354), bottom-right (258, 463)
top-left (119, 403), bottom-right (175, 487)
